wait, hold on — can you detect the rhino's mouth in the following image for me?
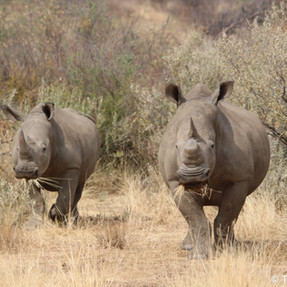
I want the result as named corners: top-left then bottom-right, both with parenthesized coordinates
top-left (14, 167), bottom-right (39, 180)
top-left (177, 164), bottom-right (209, 184)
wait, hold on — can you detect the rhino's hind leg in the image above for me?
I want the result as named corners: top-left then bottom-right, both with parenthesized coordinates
top-left (48, 171), bottom-right (80, 224)
top-left (214, 183), bottom-right (247, 249)
top-left (25, 183), bottom-right (45, 230)
top-left (70, 183), bottom-right (84, 224)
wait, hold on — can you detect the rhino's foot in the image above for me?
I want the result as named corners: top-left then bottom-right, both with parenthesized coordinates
top-left (188, 249), bottom-right (209, 260)
top-left (24, 216), bottom-right (43, 231)
top-left (72, 207), bottom-right (79, 224)
top-left (181, 230), bottom-right (211, 260)
top-left (49, 204), bottom-right (79, 226)
top-left (214, 237), bottom-right (241, 253)
top-left (181, 231), bottom-right (193, 250)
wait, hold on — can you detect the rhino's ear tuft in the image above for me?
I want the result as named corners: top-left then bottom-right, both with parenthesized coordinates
top-left (42, 102), bottom-right (55, 121)
top-left (211, 81), bottom-right (234, 105)
top-left (0, 105), bottom-right (27, 122)
top-left (165, 84), bottom-right (186, 106)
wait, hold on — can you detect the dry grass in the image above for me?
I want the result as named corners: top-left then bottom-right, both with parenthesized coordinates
top-left (0, 169), bottom-right (286, 287)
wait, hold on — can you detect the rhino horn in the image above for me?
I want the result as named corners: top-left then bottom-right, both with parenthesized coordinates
top-left (19, 129), bottom-right (30, 158)
top-left (188, 117), bottom-right (200, 139)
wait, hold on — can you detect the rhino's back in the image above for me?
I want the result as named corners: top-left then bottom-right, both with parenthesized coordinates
top-left (215, 101), bottom-right (270, 192)
top-left (218, 100), bottom-right (268, 147)
top-left (48, 107), bottom-right (99, 179)
top-left (55, 107), bottom-right (99, 146)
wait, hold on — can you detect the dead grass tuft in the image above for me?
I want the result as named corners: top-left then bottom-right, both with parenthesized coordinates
top-left (96, 221), bottom-right (127, 250)
top-left (0, 226), bottom-right (24, 254)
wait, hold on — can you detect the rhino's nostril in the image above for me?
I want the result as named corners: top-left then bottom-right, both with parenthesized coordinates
top-left (14, 166), bottom-right (20, 174)
top-left (33, 167), bottom-right (39, 177)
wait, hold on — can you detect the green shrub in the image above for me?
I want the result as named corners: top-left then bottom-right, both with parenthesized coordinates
top-left (0, 1), bottom-right (137, 99)
top-left (105, 85), bottom-right (175, 167)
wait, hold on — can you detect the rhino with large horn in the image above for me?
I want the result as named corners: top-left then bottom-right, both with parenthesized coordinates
top-left (158, 81), bottom-right (270, 259)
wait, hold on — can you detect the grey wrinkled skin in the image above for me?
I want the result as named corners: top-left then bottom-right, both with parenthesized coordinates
top-left (1, 103), bottom-right (99, 229)
top-left (158, 82), bottom-right (270, 259)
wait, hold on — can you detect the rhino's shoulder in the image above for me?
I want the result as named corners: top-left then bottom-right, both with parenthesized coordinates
top-left (218, 100), bottom-right (264, 131)
top-left (218, 101), bottom-right (257, 118)
top-left (60, 108), bottom-right (96, 125)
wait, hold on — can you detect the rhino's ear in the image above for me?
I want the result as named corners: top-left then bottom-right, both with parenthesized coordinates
top-left (0, 105), bottom-right (27, 122)
top-left (42, 102), bottom-right (55, 121)
top-left (211, 81), bottom-right (234, 105)
top-left (165, 84), bottom-right (186, 106)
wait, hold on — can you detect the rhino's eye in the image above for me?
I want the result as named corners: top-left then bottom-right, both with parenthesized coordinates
top-left (41, 144), bottom-right (47, 152)
top-left (175, 144), bottom-right (179, 149)
top-left (210, 141), bottom-right (215, 149)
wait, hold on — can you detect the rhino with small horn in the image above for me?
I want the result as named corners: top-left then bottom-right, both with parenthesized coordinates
top-left (1, 103), bottom-right (100, 229)
top-left (158, 81), bottom-right (270, 259)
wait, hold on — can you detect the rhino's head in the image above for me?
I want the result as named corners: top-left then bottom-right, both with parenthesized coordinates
top-left (165, 81), bottom-right (234, 186)
top-left (3, 103), bottom-right (55, 180)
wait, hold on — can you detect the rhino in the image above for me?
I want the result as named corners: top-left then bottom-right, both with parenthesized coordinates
top-left (1, 103), bottom-right (99, 229)
top-left (158, 81), bottom-right (270, 259)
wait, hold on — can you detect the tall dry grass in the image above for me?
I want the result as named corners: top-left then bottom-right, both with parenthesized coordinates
top-left (0, 170), bottom-right (286, 287)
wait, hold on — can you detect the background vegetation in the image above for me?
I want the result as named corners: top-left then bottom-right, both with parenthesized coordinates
top-left (1, 0), bottom-right (286, 167)
top-left (0, 0), bottom-right (286, 286)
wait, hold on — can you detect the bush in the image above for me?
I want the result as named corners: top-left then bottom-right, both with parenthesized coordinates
top-left (0, 0), bottom-right (176, 168)
top-left (164, 2), bottom-right (287, 201)
top-left (0, 179), bottom-right (30, 227)
top-left (165, 2), bottom-right (287, 148)
top-left (106, 85), bottom-right (175, 167)
top-left (3, 0), bottom-right (286, 173)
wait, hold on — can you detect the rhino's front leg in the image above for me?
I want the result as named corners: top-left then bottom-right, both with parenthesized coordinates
top-left (48, 170), bottom-right (80, 224)
top-left (24, 183), bottom-right (45, 230)
top-left (214, 183), bottom-right (247, 248)
top-left (170, 182), bottom-right (211, 259)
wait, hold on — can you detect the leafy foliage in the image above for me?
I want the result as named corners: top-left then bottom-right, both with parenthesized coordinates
top-left (165, 3), bottom-right (287, 147)
top-left (0, 0), bottom-right (175, 168)
top-left (0, 1), bottom-right (286, 177)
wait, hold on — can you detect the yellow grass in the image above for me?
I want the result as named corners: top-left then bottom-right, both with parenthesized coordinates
top-left (0, 169), bottom-right (286, 287)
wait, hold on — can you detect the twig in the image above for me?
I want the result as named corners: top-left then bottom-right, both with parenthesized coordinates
top-left (220, 11), bottom-right (265, 35)
top-left (264, 122), bottom-right (287, 146)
